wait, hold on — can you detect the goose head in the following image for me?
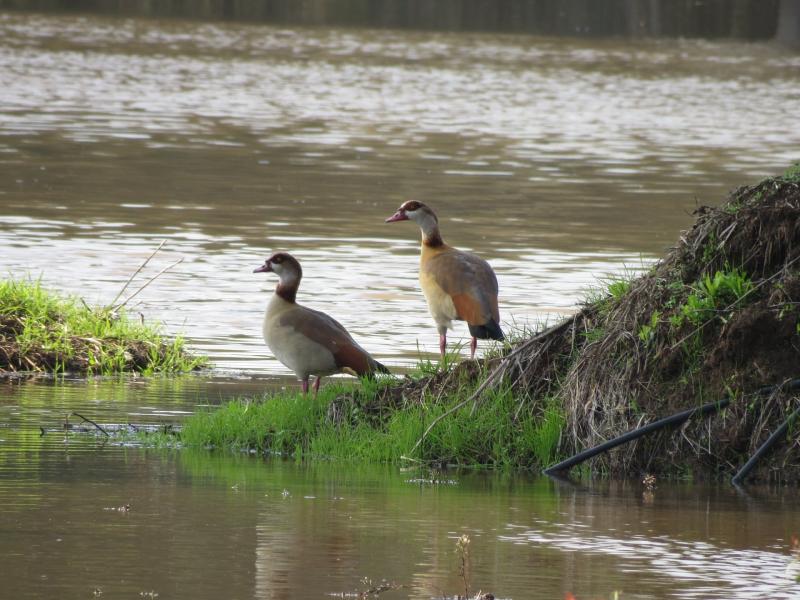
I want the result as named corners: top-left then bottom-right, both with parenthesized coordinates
top-left (386, 200), bottom-right (443, 247)
top-left (385, 200), bottom-right (438, 225)
top-left (254, 252), bottom-right (303, 302)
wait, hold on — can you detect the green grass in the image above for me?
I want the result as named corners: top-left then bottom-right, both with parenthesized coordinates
top-left (0, 277), bottom-right (205, 374)
top-left (782, 162), bottom-right (800, 182)
top-left (180, 364), bottom-right (566, 470)
top-left (582, 268), bottom-right (638, 312)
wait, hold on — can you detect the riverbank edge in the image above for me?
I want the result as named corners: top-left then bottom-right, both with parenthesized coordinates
top-left (176, 167), bottom-right (800, 483)
top-left (0, 278), bottom-right (206, 375)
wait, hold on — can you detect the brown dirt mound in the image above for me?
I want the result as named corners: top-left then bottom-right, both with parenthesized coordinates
top-left (549, 172), bottom-right (800, 480)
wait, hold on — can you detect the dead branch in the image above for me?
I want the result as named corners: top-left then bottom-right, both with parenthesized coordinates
top-left (71, 412), bottom-right (110, 437)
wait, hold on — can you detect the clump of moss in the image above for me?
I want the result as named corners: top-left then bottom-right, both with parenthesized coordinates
top-left (0, 278), bottom-right (205, 375)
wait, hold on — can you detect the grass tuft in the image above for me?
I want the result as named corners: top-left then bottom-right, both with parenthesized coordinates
top-left (0, 277), bottom-right (205, 374)
top-left (180, 364), bottom-right (566, 470)
top-left (782, 162), bottom-right (800, 183)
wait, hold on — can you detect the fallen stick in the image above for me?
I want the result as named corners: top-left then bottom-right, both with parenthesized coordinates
top-left (72, 412), bottom-right (110, 437)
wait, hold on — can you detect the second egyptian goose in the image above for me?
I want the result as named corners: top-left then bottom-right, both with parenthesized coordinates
top-left (385, 200), bottom-right (504, 359)
top-left (254, 252), bottom-right (389, 394)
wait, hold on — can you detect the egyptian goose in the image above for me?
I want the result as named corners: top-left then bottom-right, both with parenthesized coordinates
top-left (254, 252), bottom-right (389, 394)
top-left (385, 200), bottom-right (504, 359)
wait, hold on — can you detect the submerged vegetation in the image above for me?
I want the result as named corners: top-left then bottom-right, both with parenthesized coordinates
top-left (180, 168), bottom-right (800, 482)
top-left (0, 278), bottom-right (205, 374)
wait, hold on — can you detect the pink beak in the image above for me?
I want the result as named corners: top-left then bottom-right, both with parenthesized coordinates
top-left (385, 210), bottom-right (408, 223)
top-left (253, 262), bottom-right (272, 273)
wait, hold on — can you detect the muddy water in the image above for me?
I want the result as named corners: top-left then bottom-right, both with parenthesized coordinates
top-left (1, 378), bottom-right (799, 599)
top-left (2, 12), bottom-right (800, 599)
top-left (2, 12), bottom-right (799, 372)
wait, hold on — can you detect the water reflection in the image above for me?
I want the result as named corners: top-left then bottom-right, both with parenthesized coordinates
top-left (2, 378), bottom-right (799, 600)
top-left (1, 13), bottom-right (799, 374)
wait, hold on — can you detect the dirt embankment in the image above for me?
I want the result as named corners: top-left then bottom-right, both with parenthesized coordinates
top-left (554, 172), bottom-right (800, 481)
top-left (378, 169), bottom-right (800, 481)
top-left (0, 313), bottom-right (168, 373)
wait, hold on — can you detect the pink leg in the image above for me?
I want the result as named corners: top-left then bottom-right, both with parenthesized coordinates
top-left (439, 332), bottom-right (447, 358)
top-left (313, 376), bottom-right (322, 398)
top-left (470, 336), bottom-right (477, 360)
top-left (301, 378), bottom-right (309, 394)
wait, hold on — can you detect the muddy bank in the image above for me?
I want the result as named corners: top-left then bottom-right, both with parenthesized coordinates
top-left (375, 168), bottom-right (800, 482)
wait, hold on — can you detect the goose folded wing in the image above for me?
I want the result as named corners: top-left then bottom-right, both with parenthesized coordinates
top-left (425, 250), bottom-right (500, 325)
top-left (279, 306), bottom-right (374, 375)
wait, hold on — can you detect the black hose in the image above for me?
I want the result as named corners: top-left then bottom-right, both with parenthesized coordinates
top-left (543, 378), bottom-right (800, 477)
top-left (543, 397), bottom-right (730, 475)
top-left (731, 403), bottom-right (800, 486)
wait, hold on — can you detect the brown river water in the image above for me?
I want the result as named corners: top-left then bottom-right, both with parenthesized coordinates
top-left (1, 11), bottom-right (800, 599)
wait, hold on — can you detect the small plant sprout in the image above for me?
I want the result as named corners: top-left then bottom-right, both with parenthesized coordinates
top-left (455, 534), bottom-right (471, 598)
top-left (637, 311), bottom-right (661, 344)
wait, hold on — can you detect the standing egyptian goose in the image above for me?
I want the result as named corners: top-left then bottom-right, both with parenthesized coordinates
top-left (385, 200), bottom-right (504, 359)
top-left (254, 252), bottom-right (388, 394)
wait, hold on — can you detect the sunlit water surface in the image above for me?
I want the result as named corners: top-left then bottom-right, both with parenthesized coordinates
top-left (2, 12), bottom-right (799, 372)
top-left (2, 12), bottom-right (800, 599)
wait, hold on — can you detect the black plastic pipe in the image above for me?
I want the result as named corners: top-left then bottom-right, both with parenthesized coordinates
top-left (543, 378), bottom-right (800, 477)
top-left (543, 398), bottom-right (730, 475)
top-left (732, 404), bottom-right (800, 485)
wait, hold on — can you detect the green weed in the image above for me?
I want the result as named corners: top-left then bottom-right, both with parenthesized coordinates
top-left (699, 268), bottom-right (753, 302)
top-left (607, 278), bottom-right (632, 300)
top-left (637, 311), bottom-right (661, 345)
top-left (782, 162), bottom-right (800, 182)
top-left (671, 268), bottom-right (753, 327)
top-left (583, 271), bottom-right (634, 308)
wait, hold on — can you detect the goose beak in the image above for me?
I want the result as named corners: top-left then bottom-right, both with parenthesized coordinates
top-left (253, 262), bottom-right (272, 273)
top-left (385, 210), bottom-right (408, 223)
